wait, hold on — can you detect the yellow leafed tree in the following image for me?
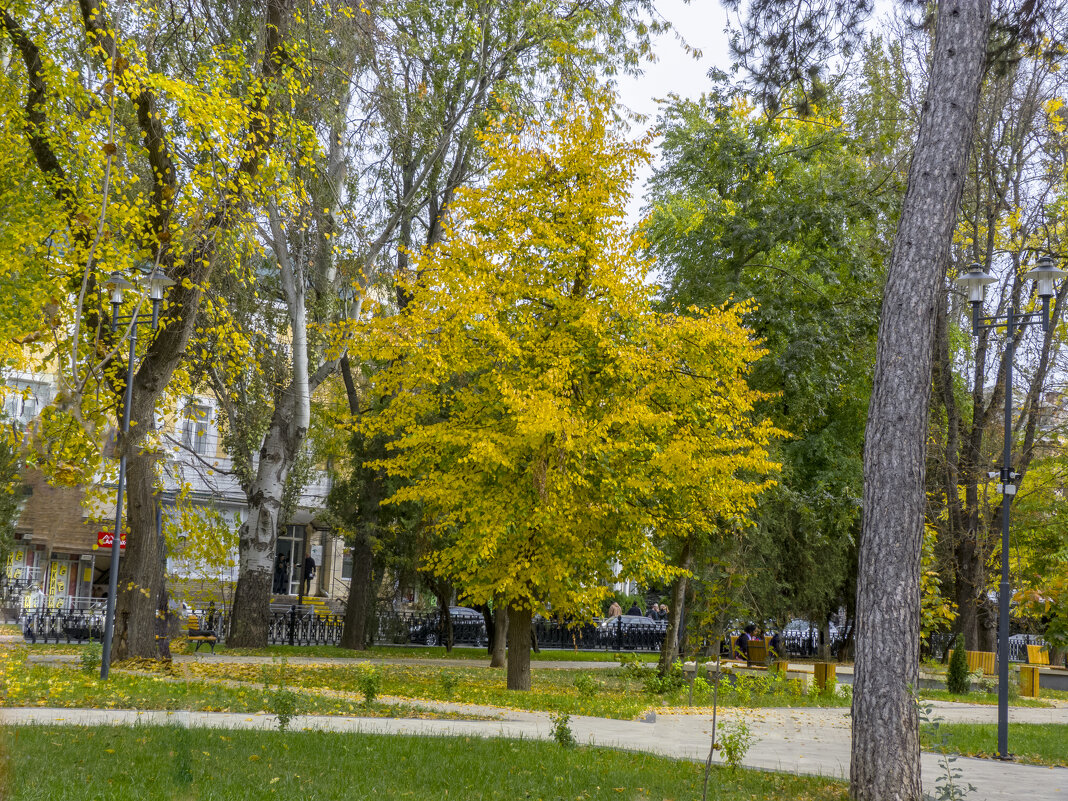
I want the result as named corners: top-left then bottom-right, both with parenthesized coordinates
top-left (358, 93), bottom-right (781, 689)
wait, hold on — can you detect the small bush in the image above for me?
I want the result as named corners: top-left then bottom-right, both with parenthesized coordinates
top-left (573, 672), bottom-right (598, 698)
top-left (439, 671), bottom-right (459, 699)
top-left (946, 635), bottom-right (969, 695)
top-left (355, 662), bottom-right (382, 705)
top-left (269, 686), bottom-right (298, 731)
top-left (718, 719), bottom-right (755, 772)
top-left (642, 660), bottom-right (684, 695)
top-left (693, 675), bottom-right (710, 695)
top-left (80, 641), bottom-right (103, 675)
top-left (550, 712), bottom-right (576, 748)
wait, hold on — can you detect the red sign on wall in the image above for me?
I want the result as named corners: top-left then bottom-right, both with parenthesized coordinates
top-left (96, 531), bottom-right (126, 551)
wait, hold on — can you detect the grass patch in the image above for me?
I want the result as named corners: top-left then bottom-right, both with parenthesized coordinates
top-left (0, 649), bottom-right (461, 719)
top-left (22, 640), bottom-right (660, 663)
top-left (919, 689), bottom-right (1051, 708)
top-left (0, 725), bottom-right (849, 800)
top-left (169, 661), bottom-right (851, 718)
top-left (921, 723), bottom-right (1068, 767)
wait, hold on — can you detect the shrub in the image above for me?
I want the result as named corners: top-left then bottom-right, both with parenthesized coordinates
top-left (269, 686), bottom-right (298, 731)
top-left (355, 662), bottom-right (382, 705)
top-left (439, 671), bottom-right (459, 699)
top-left (551, 712), bottom-right (576, 748)
top-left (718, 720), bottom-right (755, 772)
top-left (573, 672), bottom-right (598, 698)
top-left (80, 641), bottom-right (103, 675)
top-left (946, 634), bottom-right (969, 695)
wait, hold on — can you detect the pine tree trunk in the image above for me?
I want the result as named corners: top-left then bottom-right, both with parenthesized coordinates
top-left (659, 539), bottom-right (693, 674)
top-left (852, 3), bottom-right (990, 799)
top-left (490, 598), bottom-right (508, 667)
top-left (340, 534), bottom-right (375, 649)
top-left (506, 605), bottom-right (532, 691)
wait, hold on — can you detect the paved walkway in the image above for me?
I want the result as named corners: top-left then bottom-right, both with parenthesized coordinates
top-left (2, 702), bottom-right (1064, 800)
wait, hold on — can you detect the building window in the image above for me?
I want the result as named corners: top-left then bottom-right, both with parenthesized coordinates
top-left (341, 548), bottom-right (353, 580)
top-left (3, 380), bottom-right (47, 425)
top-left (180, 404), bottom-right (210, 455)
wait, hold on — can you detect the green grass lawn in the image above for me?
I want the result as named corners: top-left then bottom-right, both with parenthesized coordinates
top-left (171, 660), bottom-right (851, 718)
top-left (0, 725), bottom-right (849, 801)
top-left (919, 689), bottom-right (1052, 708)
top-left (0, 653), bottom-right (463, 719)
top-left (922, 723), bottom-right (1068, 767)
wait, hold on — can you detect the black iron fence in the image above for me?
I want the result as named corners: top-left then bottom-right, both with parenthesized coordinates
top-left (11, 600), bottom-right (1052, 663)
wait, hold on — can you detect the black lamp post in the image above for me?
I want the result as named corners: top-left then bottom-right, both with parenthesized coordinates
top-left (99, 266), bottom-right (175, 680)
top-left (954, 255), bottom-right (1064, 760)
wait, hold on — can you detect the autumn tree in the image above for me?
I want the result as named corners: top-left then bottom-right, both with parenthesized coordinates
top-left (327, 0), bottom-right (676, 652)
top-left (356, 95), bottom-right (779, 690)
top-left (0, 0), bottom-right (305, 659)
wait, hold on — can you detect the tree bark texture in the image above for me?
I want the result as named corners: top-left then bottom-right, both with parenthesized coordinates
top-left (506, 605), bottom-right (532, 691)
top-left (659, 539), bottom-right (693, 674)
top-left (112, 447), bottom-right (168, 660)
top-left (229, 392), bottom-right (304, 647)
top-left (340, 533), bottom-right (375, 649)
top-left (852, 3), bottom-right (990, 800)
top-left (490, 602), bottom-right (508, 668)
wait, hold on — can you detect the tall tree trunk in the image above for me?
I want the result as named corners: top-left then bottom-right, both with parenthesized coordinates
top-left (490, 600), bottom-right (508, 667)
top-left (659, 539), bottom-right (693, 674)
top-left (229, 396), bottom-right (302, 647)
top-left (852, 3), bottom-right (989, 800)
top-left (112, 447), bottom-right (168, 660)
top-left (340, 533), bottom-right (375, 649)
top-left (506, 605), bottom-right (532, 691)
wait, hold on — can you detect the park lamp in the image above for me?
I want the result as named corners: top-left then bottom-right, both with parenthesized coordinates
top-left (1022, 255), bottom-right (1065, 331)
top-left (954, 262), bottom-right (996, 331)
top-left (140, 265), bottom-right (175, 329)
top-left (105, 271), bottom-right (135, 333)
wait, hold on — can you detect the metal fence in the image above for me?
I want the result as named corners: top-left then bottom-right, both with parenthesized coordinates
top-left (7, 595), bottom-right (1052, 663)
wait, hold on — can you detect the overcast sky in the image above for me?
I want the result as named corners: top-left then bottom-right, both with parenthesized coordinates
top-left (615, 0), bottom-right (734, 223)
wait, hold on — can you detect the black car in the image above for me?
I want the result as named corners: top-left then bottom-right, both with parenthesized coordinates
top-left (409, 606), bottom-right (488, 647)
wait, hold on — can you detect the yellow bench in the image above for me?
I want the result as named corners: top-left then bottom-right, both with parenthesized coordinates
top-left (1026, 645), bottom-right (1049, 666)
top-left (186, 614), bottom-right (219, 654)
top-left (966, 650), bottom-right (996, 675)
top-left (747, 641), bottom-right (768, 667)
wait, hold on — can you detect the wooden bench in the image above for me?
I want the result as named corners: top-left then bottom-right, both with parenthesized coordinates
top-left (746, 641), bottom-right (768, 667)
top-left (186, 614), bottom-right (219, 654)
top-left (1026, 645), bottom-right (1050, 666)
top-left (966, 650), bottom-right (996, 675)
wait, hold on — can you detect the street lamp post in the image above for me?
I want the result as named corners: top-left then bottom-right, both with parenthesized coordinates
top-left (99, 266), bottom-right (175, 680)
top-left (954, 255), bottom-right (1064, 760)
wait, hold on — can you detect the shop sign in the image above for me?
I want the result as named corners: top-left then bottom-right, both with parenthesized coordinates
top-left (96, 531), bottom-right (126, 551)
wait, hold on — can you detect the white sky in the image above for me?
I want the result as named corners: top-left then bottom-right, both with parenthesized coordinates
top-left (615, 0), bottom-right (733, 223)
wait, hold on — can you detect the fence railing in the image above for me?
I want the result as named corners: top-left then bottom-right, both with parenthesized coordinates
top-left (10, 601), bottom-right (1054, 664)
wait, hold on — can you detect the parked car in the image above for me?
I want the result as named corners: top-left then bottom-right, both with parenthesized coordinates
top-left (409, 606), bottom-right (487, 647)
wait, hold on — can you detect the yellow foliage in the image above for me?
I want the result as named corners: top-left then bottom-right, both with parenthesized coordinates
top-left (356, 93), bottom-right (781, 617)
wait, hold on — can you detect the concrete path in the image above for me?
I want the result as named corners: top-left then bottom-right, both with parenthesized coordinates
top-left (2, 703), bottom-right (1064, 800)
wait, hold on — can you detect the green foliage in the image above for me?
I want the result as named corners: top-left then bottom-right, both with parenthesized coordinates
top-left (355, 662), bottom-right (382, 705)
top-left (550, 712), bottom-right (577, 748)
top-left (644, 660), bottom-right (686, 695)
top-left (573, 672), bottom-right (599, 698)
top-left (438, 670), bottom-right (459, 699)
top-left (718, 719), bottom-right (756, 773)
top-left (947, 635), bottom-right (970, 695)
top-left (79, 641), bottom-right (102, 676)
top-left (643, 79), bottom-right (897, 625)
